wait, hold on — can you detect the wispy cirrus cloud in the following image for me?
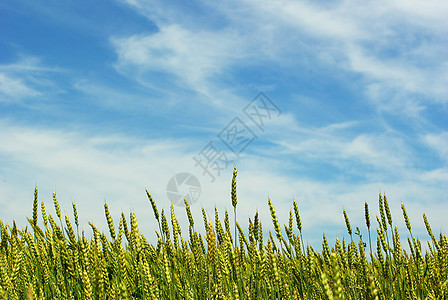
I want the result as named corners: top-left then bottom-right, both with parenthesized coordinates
top-left (0, 73), bottom-right (40, 101)
top-left (0, 120), bottom-right (203, 238)
top-left (111, 24), bottom-right (250, 96)
top-left (114, 0), bottom-right (448, 122)
top-left (247, 0), bottom-right (448, 115)
top-left (0, 56), bottom-right (64, 102)
top-left (424, 132), bottom-right (448, 164)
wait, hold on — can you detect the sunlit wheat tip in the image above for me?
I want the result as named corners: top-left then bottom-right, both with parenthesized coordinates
top-left (231, 166), bottom-right (238, 208)
top-left (343, 209), bottom-right (352, 236)
top-left (293, 199), bottom-right (302, 232)
top-left (364, 202), bottom-right (370, 229)
top-left (53, 191), bottom-right (61, 220)
top-left (104, 202), bottom-right (116, 240)
top-left (33, 187), bottom-right (38, 228)
top-left (401, 202), bottom-right (412, 232)
top-left (383, 194), bottom-right (392, 227)
top-left (146, 189), bottom-right (159, 221)
top-left (379, 193), bottom-right (387, 232)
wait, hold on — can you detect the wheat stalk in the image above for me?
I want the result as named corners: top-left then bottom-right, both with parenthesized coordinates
top-left (0, 179), bottom-right (446, 299)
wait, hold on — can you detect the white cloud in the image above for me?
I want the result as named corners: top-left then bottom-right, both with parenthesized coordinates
top-left (234, 0), bottom-right (448, 117)
top-left (0, 121), bottom-right (192, 233)
top-left (0, 56), bottom-right (64, 102)
top-left (272, 120), bottom-right (410, 172)
top-left (0, 56), bottom-right (62, 73)
top-left (258, 0), bottom-right (448, 42)
top-left (0, 73), bottom-right (40, 100)
top-left (112, 24), bottom-right (249, 95)
top-left (418, 168), bottom-right (448, 182)
top-left (0, 119), bottom-right (446, 249)
top-left (389, 0), bottom-right (448, 28)
top-left (0, 120), bottom-right (263, 241)
top-left (114, 0), bottom-right (448, 121)
top-left (250, 0), bottom-right (363, 41)
top-left (236, 153), bottom-right (448, 247)
top-left (116, 0), bottom-right (194, 26)
top-left (424, 132), bottom-right (448, 163)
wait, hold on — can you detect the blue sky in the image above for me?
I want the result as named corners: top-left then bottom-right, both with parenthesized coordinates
top-left (1, 0), bottom-right (447, 249)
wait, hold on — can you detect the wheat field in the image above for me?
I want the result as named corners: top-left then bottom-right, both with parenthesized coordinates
top-left (0, 167), bottom-right (447, 299)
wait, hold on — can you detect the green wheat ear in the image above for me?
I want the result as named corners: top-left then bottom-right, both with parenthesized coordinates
top-left (268, 197), bottom-right (282, 242)
top-left (146, 189), bottom-right (159, 222)
top-left (32, 187), bottom-right (38, 228)
top-left (53, 191), bottom-right (61, 220)
top-left (184, 198), bottom-right (194, 229)
top-left (293, 199), bottom-right (302, 232)
top-left (231, 166), bottom-right (238, 249)
top-left (364, 202), bottom-right (370, 229)
top-left (231, 166), bottom-right (238, 209)
top-left (343, 209), bottom-right (352, 241)
top-left (365, 201), bottom-right (373, 259)
top-left (104, 202), bottom-right (116, 240)
top-left (41, 201), bottom-right (48, 227)
top-left (383, 194), bottom-right (393, 227)
top-left (72, 202), bottom-right (79, 232)
top-left (401, 202), bottom-right (412, 233)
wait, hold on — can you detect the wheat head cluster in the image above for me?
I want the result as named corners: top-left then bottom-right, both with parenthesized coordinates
top-left (0, 167), bottom-right (447, 299)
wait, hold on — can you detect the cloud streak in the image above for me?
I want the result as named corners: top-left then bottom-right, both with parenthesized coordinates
top-left (111, 24), bottom-right (251, 97)
top-left (0, 73), bottom-right (40, 100)
top-left (0, 56), bottom-right (65, 103)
